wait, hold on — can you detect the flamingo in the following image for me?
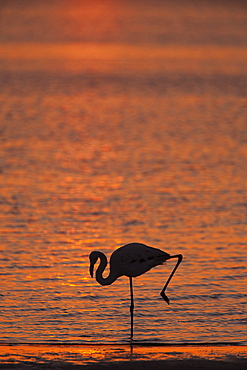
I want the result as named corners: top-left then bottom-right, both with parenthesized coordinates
top-left (89, 242), bottom-right (183, 340)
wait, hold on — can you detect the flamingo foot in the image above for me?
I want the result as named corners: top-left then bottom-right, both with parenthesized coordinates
top-left (160, 291), bottom-right (170, 305)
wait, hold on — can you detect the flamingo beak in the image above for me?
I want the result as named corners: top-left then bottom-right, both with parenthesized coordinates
top-left (89, 252), bottom-right (98, 278)
top-left (89, 262), bottom-right (94, 277)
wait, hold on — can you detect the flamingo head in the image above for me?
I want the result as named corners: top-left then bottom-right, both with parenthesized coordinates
top-left (89, 251), bottom-right (99, 277)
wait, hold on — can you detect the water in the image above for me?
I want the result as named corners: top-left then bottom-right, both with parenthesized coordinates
top-left (0, 0), bottom-right (246, 345)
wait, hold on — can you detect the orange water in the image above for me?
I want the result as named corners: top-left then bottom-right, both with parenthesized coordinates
top-left (1, 343), bottom-right (247, 365)
top-left (0, 0), bottom-right (246, 344)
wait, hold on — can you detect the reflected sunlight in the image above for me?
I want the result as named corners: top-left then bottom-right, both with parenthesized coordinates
top-left (1, 43), bottom-right (247, 75)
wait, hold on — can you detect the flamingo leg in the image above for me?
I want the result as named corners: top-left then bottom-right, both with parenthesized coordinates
top-left (129, 277), bottom-right (134, 340)
top-left (160, 254), bottom-right (183, 304)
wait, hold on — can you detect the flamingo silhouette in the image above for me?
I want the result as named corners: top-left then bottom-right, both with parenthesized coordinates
top-left (89, 242), bottom-right (183, 340)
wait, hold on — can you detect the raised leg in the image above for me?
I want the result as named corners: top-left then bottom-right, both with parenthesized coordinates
top-left (129, 276), bottom-right (134, 340)
top-left (160, 254), bottom-right (183, 304)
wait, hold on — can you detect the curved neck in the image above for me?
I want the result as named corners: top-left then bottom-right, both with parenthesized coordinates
top-left (96, 252), bottom-right (118, 286)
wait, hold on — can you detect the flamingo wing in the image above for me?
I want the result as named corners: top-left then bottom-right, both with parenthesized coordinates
top-left (110, 243), bottom-right (170, 278)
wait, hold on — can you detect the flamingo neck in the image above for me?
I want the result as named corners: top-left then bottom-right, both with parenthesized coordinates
top-left (96, 252), bottom-right (118, 286)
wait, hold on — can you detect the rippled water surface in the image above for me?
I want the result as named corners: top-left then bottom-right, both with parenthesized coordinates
top-left (0, 0), bottom-right (247, 344)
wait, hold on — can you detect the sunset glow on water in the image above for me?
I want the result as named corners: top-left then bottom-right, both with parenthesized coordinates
top-left (0, 0), bottom-right (246, 345)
